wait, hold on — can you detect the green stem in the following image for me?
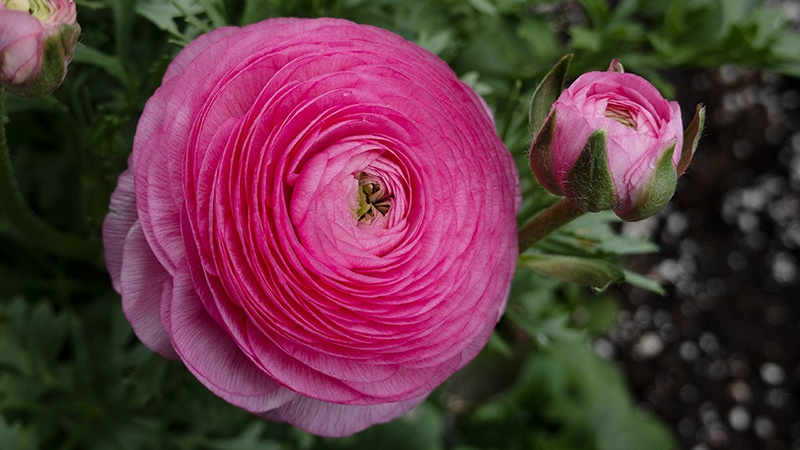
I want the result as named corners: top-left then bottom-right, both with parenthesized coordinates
top-left (0, 89), bottom-right (100, 262)
top-left (518, 198), bottom-right (585, 253)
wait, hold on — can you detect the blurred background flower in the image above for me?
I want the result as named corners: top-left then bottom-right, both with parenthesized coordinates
top-left (0, 0), bottom-right (79, 97)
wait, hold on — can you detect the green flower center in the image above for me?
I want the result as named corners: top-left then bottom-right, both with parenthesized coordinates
top-left (355, 172), bottom-right (392, 223)
top-left (3, 0), bottom-right (51, 20)
top-left (604, 101), bottom-right (638, 129)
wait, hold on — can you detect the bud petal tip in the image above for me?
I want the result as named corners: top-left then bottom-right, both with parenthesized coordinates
top-left (607, 59), bottom-right (624, 73)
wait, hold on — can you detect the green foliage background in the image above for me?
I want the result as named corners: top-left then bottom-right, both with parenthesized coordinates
top-left (1, 0), bottom-right (798, 449)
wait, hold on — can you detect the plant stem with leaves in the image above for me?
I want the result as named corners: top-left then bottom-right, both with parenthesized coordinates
top-left (518, 198), bottom-right (585, 253)
top-left (0, 89), bottom-right (100, 262)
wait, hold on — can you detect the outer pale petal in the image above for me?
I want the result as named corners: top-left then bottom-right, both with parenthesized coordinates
top-left (119, 221), bottom-right (179, 359)
top-left (165, 272), bottom-right (296, 412)
top-left (263, 393), bottom-right (428, 437)
top-left (103, 169), bottom-right (137, 292)
top-left (667, 100), bottom-right (684, 166)
top-left (0, 11), bottom-right (42, 83)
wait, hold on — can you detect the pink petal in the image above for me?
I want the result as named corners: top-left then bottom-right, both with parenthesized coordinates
top-left (263, 392), bottom-right (428, 437)
top-left (107, 17), bottom-right (521, 436)
top-left (103, 168), bottom-right (137, 292)
top-left (165, 271), bottom-right (296, 412)
top-left (0, 10), bottom-right (42, 84)
top-left (119, 221), bottom-right (179, 359)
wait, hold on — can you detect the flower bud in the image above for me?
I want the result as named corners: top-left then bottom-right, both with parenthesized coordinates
top-left (530, 59), bottom-right (704, 221)
top-left (0, 0), bottom-right (80, 97)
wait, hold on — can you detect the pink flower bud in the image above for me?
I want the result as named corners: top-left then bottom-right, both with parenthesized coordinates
top-left (0, 0), bottom-right (80, 97)
top-left (530, 62), bottom-right (703, 221)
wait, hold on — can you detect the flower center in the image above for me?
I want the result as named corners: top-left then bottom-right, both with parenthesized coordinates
top-left (604, 101), bottom-right (638, 129)
top-left (4, 0), bottom-right (51, 20)
top-left (355, 172), bottom-right (392, 223)
top-left (4, 0), bottom-right (30, 12)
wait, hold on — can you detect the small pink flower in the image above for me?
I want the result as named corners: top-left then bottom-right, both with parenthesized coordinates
top-left (0, 0), bottom-right (79, 97)
top-left (530, 61), bottom-right (703, 221)
top-left (103, 18), bottom-right (520, 436)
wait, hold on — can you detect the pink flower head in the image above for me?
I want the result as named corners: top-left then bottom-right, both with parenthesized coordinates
top-left (103, 18), bottom-right (520, 436)
top-left (531, 61), bottom-right (702, 221)
top-left (0, 0), bottom-right (79, 97)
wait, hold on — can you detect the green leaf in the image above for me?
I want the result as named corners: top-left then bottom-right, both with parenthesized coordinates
top-left (72, 45), bottom-right (130, 86)
top-left (505, 309), bottom-right (583, 346)
top-left (518, 254), bottom-right (625, 291)
top-left (135, 0), bottom-right (206, 42)
top-left (505, 340), bottom-right (677, 450)
top-left (207, 422), bottom-right (282, 450)
top-left (417, 30), bottom-right (454, 56)
top-left (135, 1), bottom-right (183, 36)
top-left (240, 0), bottom-right (274, 25)
top-left (581, 296), bottom-right (619, 334)
top-left (467, 0), bottom-right (498, 17)
top-left (0, 416), bottom-right (39, 450)
top-left (486, 332), bottom-right (514, 359)
top-left (569, 26), bottom-right (603, 52)
top-left (623, 269), bottom-right (666, 295)
top-left (528, 54), bottom-right (572, 135)
top-left (595, 234), bottom-right (660, 255)
top-left (126, 353), bottom-right (169, 407)
top-left (517, 17), bottom-right (564, 63)
top-left (0, 373), bottom-right (48, 408)
top-left (577, 0), bottom-right (610, 28)
top-left (198, 0), bottom-right (228, 28)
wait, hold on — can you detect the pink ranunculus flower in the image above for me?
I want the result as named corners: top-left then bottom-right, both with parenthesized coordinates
top-left (0, 0), bottom-right (80, 97)
top-left (103, 18), bottom-right (520, 436)
top-left (530, 61), bottom-right (702, 221)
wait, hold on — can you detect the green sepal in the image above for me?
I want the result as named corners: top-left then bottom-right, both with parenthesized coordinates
top-left (529, 54), bottom-right (573, 136)
top-left (678, 104), bottom-right (705, 176)
top-left (617, 145), bottom-right (678, 222)
top-left (564, 129), bottom-right (617, 212)
top-left (519, 253), bottom-right (625, 292)
top-left (528, 110), bottom-right (563, 195)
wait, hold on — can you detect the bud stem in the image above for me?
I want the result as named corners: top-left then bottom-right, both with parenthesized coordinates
top-left (518, 198), bottom-right (585, 253)
top-left (0, 89), bottom-right (100, 262)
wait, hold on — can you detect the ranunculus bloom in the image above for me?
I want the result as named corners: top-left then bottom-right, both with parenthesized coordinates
top-left (530, 63), bottom-right (700, 221)
top-left (0, 0), bottom-right (80, 97)
top-left (103, 18), bottom-right (520, 436)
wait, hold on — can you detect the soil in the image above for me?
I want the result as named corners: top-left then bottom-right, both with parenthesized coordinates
top-left (610, 67), bottom-right (800, 450)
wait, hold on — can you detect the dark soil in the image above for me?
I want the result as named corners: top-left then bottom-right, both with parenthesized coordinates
top-left (611, 68), bottom-right (800, 450)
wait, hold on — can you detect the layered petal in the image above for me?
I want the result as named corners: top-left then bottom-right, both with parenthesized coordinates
top-left (0, 9), bottom-right (43, 84)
